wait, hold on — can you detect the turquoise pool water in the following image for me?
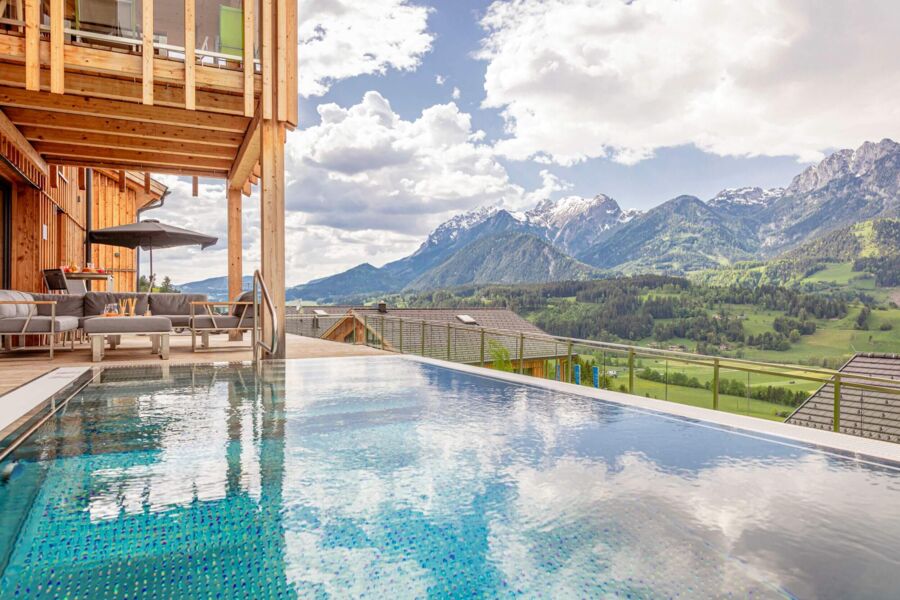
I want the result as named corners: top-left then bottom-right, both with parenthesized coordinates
top-left (1, 357), bottom-right (899, 598)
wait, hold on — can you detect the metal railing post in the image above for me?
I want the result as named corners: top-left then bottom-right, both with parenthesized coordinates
top-left (380, 316), bottom-right (385, 350)
top-left (628, 349), bottom-right (635, 394)
top-left (566, 341), bottom-right (573, 383)
top-left (518, 333), bottom-right (525, 374)
top-left (398, 319), bottom-right (403, 353)
top-left (421, 320), bottom-right (426, 356)
top-left (446, 323), bottom-right (451, 361)
top-left (713, 358), bottom-right (720, 411)
top-left (833, 374), bottom-right (841, 432)
top-left (480, 328), bottom-right (485, 367)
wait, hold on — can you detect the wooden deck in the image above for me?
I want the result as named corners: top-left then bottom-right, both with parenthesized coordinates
top-left (0, 333), bottom-right (386, 397)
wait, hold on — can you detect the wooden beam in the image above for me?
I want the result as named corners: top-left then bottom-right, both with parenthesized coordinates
top-left (0, 62), bottom-right (248, 116)
top-left (276, 0), bottom-right (287, 122)
top-left (142, 0), bottom-right (154, 105)
top-left (261, 0), bottom-right (273, 120)
top-left (49, 164), bottom-right (58, 188)
top-left (184, 0), bottom-right (196, 110)
top-left (46, 157), bottom-right (226, 178)
top-left (19, 126), bottom-right (236, 159)
top-left (33, 142), bottom-right (234, 171)
top-left (144, 172), bottom-right (151, 194)
top-left (24, 0), bottom-right (39, 91)
top-left (5, 108), bottom-right (245, 148)
top-left (243, 0), bottom-right (255, 117)
top-left (0, 86), bottom-right (250, 132)
top-left (286, 0), bottom-right (298, 127)
top-left (227, 184), bottom-right (243, 302)
top-left (0, 108), bottom-right (48, 174)
top-left (227, 108), bottom-right (260, 188)
top-left (77, 167), bottom-right (86, 190)
top-left (118, 170), bottom-right (127, 192)
top-left (49, 0), bottom-right (63, 93)
top-left (242, 180), bottom-right (251, 196)
top-left (192, 176), bottom-right (199, 197)
top-left (259, 116), bottom-right (285, 357)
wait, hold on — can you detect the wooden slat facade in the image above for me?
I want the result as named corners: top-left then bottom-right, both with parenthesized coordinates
top-left (1, 160), bottom-right (164, 293)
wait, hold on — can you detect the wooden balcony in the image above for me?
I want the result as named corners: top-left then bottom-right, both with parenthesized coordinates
top-left (0, 0), bottom-right (296, 356)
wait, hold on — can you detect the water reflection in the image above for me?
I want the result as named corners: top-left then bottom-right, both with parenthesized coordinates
top-left (1, 358), bottom-right (899, 598)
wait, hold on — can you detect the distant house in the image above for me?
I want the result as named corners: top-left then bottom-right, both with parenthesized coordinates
top-left (286, 305), bottom-right (573, 377)
top-left (787, 353), bottom-right (900, 443)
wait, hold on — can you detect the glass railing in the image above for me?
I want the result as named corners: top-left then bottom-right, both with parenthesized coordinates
top-left (0, 0), bottom-right (258, 70)
top-left (285, 313), bottom-right (900, 434)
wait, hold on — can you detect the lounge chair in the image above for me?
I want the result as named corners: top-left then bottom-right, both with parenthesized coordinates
top-left (189, 291), bottom-right (255, 351)
top-left (0, 291), bottom-right (79, 358)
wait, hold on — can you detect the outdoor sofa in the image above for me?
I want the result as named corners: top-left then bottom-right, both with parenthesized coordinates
top-left (0, 290), bottom-right (257, 359)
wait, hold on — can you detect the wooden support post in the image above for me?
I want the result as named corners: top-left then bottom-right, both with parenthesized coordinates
top-left (49, 164), bottom-right (58, 188)
top-left (243, 0), bottom-right (255, 117)
top-left (184, 0), bottom-right (196, 110)
top-left (833, 374), bottom-right (841, 433)
top-left (118, 170), bottom-right (126, 192)
top-left (49, 0), bottom-right (64, 94)
top-left (192, 176), bottom-right (199, 197)
top-left (24, 0), bottom-right (39, 91)
top-left (285, 0), bottom-right (298, 127)
top-left (259, 119), bottom-right (285, 357)
top-left (261, 0), bottom-right (273, 120)
top-left (227, 184), bottom-right (243, 340)
top-left (142, 0), bottom-right (154, 105)
top-left (144, 172), bottom-right (151, 194)
top-left (276, 0), bottom-right (287, 121)
top-left (713, 358), bottom-right (720, 410)
top-left (78, 167), bottom-right (86, 191)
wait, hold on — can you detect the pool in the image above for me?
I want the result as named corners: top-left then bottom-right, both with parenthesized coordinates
top-left (1, 356), bottom-right (899, 598)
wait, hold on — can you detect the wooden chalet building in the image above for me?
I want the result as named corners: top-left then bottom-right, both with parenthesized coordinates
top-left (0, 0), bottom-right (296, 356)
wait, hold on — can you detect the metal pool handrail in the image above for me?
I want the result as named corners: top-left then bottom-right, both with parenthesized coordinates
top-left (252, 270), bottom-right (278, 362)
top-left (340, 313), bottom-right (900, 433)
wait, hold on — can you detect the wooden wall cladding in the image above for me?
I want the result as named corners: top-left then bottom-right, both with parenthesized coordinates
top-left (90, 170), bottom-right (137, 292)
top-left (7, 166), bottom-right (139, 293)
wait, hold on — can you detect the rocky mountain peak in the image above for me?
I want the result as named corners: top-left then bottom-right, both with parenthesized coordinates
top-left (708, 186), bottom-right (784, 208)
top-left (786, 138), bottom-right (899, 196)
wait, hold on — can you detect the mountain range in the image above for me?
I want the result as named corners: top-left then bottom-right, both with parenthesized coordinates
top-left (179, 139), bottom-right (899, 301)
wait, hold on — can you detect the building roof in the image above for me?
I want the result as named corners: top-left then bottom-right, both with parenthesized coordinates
top-left (285, 306), bottom-right (568, 364)
top-left (786, 353), bottom-right (900, 443)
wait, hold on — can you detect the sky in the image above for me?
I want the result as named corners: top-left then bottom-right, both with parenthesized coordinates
top-left (147, 0), bottom-right (900, 287)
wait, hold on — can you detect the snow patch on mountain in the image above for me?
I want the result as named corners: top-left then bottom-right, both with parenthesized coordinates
top-left (708, 186), bottom-right (784, 208)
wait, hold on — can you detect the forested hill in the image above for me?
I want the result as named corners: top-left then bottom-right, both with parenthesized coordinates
top-left (691, 218), bottom-right (900, 288)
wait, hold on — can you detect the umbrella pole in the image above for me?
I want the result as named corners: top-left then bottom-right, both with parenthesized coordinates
top-left (149, 246), bottom-right (154, 291)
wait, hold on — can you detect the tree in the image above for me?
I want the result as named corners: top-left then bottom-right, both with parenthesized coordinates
top-left (488, 340), bottom-right (513, 372)
top-left (138, 275), bottom-right (151, 292)
top-left (159, 276), bottom-right (174, 293)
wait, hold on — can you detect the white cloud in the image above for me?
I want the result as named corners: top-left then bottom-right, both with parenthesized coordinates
top-left (435, 74), bottom-right (446, 86)
top-left (451, 86), bottom-right (461, 100)
top-left (300, 0), bottom-right (433, 97)
top-left (285, 91), bottom-right (530, 236)
top-left (478, 0), bottom-right (900, 165)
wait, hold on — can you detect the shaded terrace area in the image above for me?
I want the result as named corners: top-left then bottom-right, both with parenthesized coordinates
top-left (0, 333), bottom-right (385, 396)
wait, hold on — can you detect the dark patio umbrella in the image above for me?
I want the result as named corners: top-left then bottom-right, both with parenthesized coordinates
top-left (88, 220), bottom-right (218, 288)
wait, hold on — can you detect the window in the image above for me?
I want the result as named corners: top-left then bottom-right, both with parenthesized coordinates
top-left (456, 314), bottom-right (477, 325)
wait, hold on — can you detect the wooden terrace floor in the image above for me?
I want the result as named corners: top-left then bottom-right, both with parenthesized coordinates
top-left (0, 333), bottom-right (386, 397)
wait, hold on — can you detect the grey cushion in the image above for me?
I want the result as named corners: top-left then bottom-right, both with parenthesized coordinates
top-left (83, 316), bottom-right (172, 334)
top-left (83, 292), bottom-right (150, 317)
top-left (32, 293), bottom-right (85, 318)
top-left (232, 290), bottom-right (254, 317)
top-left (0, 315), bottom-right (78, 333)
top-left (192, 315), bottom-right (253, 330)
top-left (0, 290), bottom-right (36, 318)
top-left (149, 293), bottom-right (207, 316)
top-left (156, 314), bottom-right (192, 327)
